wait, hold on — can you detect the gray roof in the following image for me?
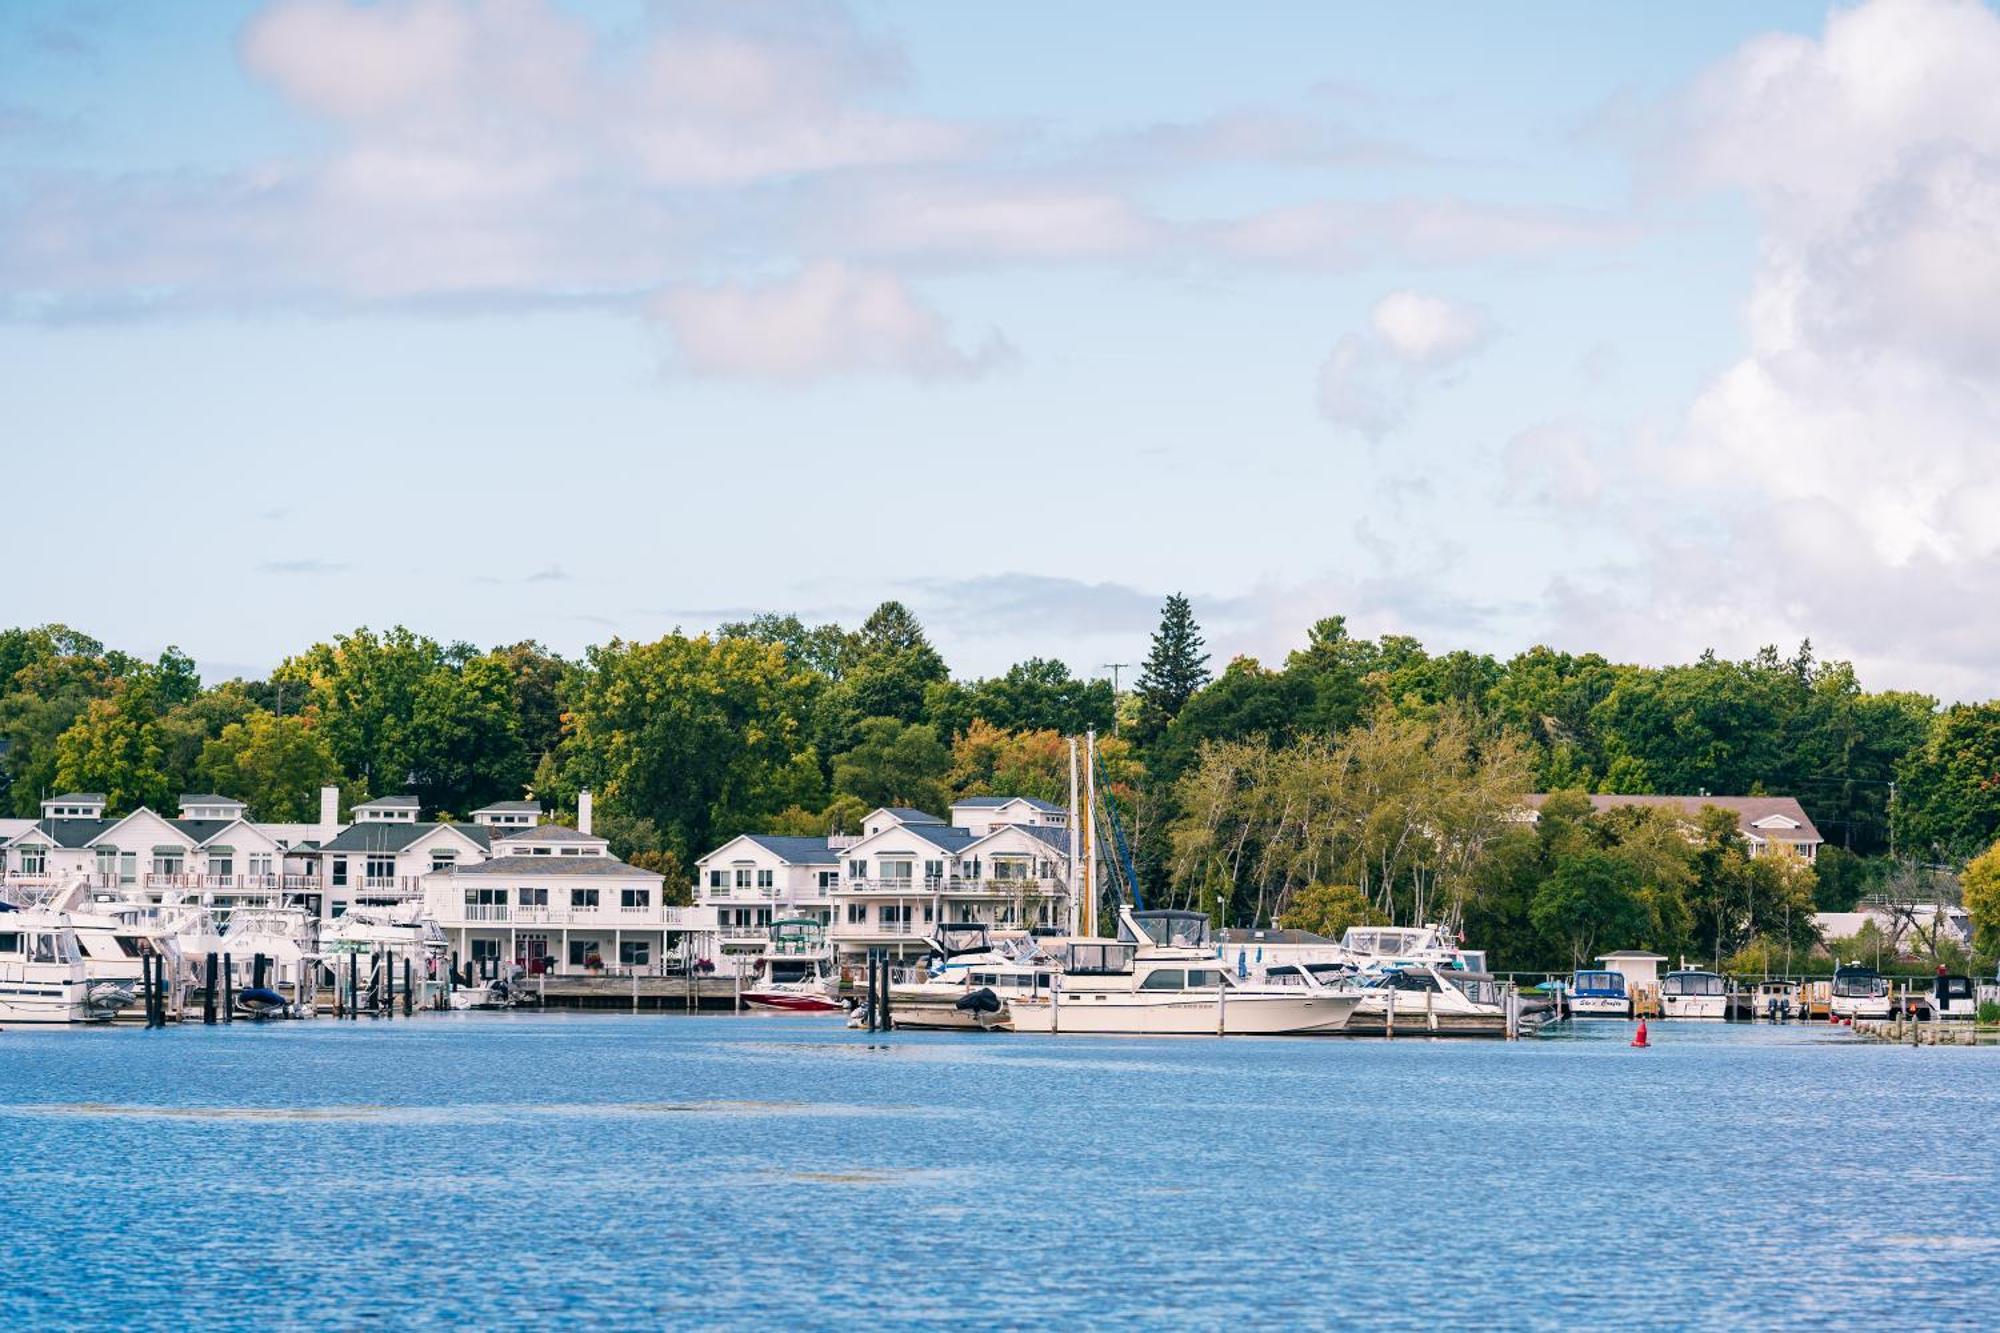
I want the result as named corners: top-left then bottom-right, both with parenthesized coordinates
top-left (880, 807), bottom-right (944, 824)
top-left (318, 821), bottom-right (492, 853)
top-left (18, 818), bottom-right (115, 848)
top-left (1522, 794), bottom-right (1823, 844)
top-left (169, 820), bottom-right (237, 846)
top-left (885, 825), bottom-right (979, 853)
top-left (47, 792), bottom-right (107, 805)
top-left (453, 854), bottom-right (655, 878)
top-left (472, 800), bottom-right (543, 814)
top-left (352, 795), bottom-right (421, 810)
top-left (178, 793), bottom-right (243, 805)
top-left (1008, 825), bottom-right (1073, 853)
top-left (495, 824), bottom-right (602, 844)
top-left (740, 834), bottom-right (837, 863)
top-left (954, 795), bottom-right (1066, 813)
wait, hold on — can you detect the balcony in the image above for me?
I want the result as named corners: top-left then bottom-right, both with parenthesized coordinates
top-left (830, 918), bottom-right (919, 937)
top-left (835, 876), bottom-right (1066, 897)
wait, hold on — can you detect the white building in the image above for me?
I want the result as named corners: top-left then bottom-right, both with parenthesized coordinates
top-left (693, 796), bottom-right (1074, 963)
top-left (1517, 794), bottom-right (1824, 861)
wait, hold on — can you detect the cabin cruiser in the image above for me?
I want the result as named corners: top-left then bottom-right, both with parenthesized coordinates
top-left (218, 906), bottom-right (317, 997)
top-left (1568, 969), bottom-right (1633, 1018)
top-left (739, 918), bottom-right (844, 1013)
top-left (890, 924), bottom-right (1060, 1031)
top-left (1752, 980), bottom-right (1799, 1021)
top-left (1660, 969), bottom-right (1730, 1019)
top-left (1828, 963), bottom-right (1891, 1021)
top-left (0, 912), bottom-right (130, 1023)
top-left (1008, 909), bottom-right (1363, 1036)
top-left (1344, 962), bottom-right (1549, 1036)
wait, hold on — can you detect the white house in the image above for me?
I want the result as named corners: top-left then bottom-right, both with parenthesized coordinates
top-left (1518, 794), bottom-right (1824, 861)
top-left (693, 797), bottom-right (1075, 964)
top-left (421, 808), bottom-right (712, 976)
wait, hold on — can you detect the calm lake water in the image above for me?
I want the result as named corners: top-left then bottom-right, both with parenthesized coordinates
top-left (2, 1014), bottom-right (1995, 1329)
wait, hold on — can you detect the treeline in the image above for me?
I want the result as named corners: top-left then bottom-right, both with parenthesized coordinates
top-left (4, 602), bottom-right (1999, 966)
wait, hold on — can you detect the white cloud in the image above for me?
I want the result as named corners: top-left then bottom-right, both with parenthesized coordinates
top-left (1632, 0), bottom-right (2000, 690)
top-left (1318, 291), bottom-right (1494, 438)
top-left (654, 261), bottom-right (1009, 381)
top-left (1504, 422), bottom-right (1604, 508)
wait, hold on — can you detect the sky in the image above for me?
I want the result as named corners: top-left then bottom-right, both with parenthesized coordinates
top-left (3, 0), bottom-right (1998, 700)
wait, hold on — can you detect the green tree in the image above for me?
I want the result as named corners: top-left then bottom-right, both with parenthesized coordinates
top-left (273, 626), bottom-right (449, 792)
top-left (1530, 850), bottom-right (1651, 972)
top-left (832, 717), bottom-right (951, 812)
top-left (52, 695), bottom-right (170, 811)
top-left (1134, 593), bottom-right (1211, 746)
top-left (961, 658), bottom-right (1116, 737)
top-left (1957, 841), bottom-right (2000, 958)
top-left (1896, 702), bottom-right (2000, 860)
top-left (196, 710), bottom-right (343, 821)
top-left (1277, 883), bottom-right (1385, 938)
top-left (405, 650), bottom-right (530, 814)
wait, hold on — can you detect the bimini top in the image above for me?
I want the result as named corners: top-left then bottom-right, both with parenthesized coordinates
top-left (1572, 970), bottom-right (1629, 994)
top-left (1121, 909), bottom-right (1212, 950)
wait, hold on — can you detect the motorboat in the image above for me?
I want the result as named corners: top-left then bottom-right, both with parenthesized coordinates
top-left (234, 985), bottom-right (292, 1019)
top-left (1343, 962), bottom-right (1550, 1036)
top-left (1007, 909), bottom-right (1363, 1036)
top-left (739, 918), bottom-right (844, 1013)
top-left (450, 965), bottom-right (535, 1010)
top-left (890, 925), bottom-right (1060, 1031)
top-left (0, 912), bottom-right (129, 1023)
top-left (1660, 969), bottom-right (1730, 1020)
top-left (1569, 969), bottom-right (1633, 1018)
top-left (1828, 963), bottom-right (1891, 1021)
top-left (1923, 974), bottom-right (1978, 1020)
top-left (1752, 980), bottom-right (1798, 1021)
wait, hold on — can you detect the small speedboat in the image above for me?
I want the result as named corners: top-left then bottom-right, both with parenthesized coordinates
top-left (235, 985), bottom-right (291, 1019)
top-left (1660, 969), bottom-right (1730, 1020)
top-left (1828, 963), bottom-right (1891, 1021)
top-left (1569, 969), bottom-right (1632, 1018)
top-left (740, 918), bottom-right (844, 1013)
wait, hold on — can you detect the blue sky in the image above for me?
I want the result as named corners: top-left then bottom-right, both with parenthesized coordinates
top-left (5, 0), bottom-right (1998, 699)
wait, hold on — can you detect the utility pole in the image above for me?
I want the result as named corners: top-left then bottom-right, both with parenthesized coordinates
top-left (1100, 663), bottom-right (1131, 735)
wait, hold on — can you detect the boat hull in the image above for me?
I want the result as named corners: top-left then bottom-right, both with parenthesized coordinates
top-left (1659, 995), bottom-right (1729, 1020)
top-left (1569, 996), bottom-right (1632, 1018)
top-left (1009, 990), bottom-right (1358, 1036)
top-left (741, 991), bottom-right (845, 1013)
top-left (0, 982), bottom-right (115, 1024)
top-left (890, 998), bottom-right (1010, 1031)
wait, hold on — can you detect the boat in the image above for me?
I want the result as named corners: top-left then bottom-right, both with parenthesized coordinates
top-left (739, 918), bottom-right (844, 1013)
top-left (890, 925), bottom-right (1061, 1031)
top-left (1828, 963), bottom-right (1891, 1021)
top-left (1659, 968), bottom-right (1730, 1020)
top-left (1569, 968), bottom-right (1633, 1018)
top-left (1343, 962), bottom-right (1551, 1036)
top-left (1752, 980), bottom-right (1798, 1021)
top-left (1007, 908), bottom-right (1363, 1036)
top-left (234, 985), bottom-right (291, 1019)
top-left (0, 912), bottom-right (130, 1023)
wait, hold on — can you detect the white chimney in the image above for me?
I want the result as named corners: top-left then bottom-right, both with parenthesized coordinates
top-left (318, 785), bottom-right (340, 842)
top-left (578, 789), bottom-right (593, 837)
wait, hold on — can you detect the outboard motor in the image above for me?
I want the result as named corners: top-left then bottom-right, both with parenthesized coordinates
top-left (954, 987), bottom-right (1002, 1015)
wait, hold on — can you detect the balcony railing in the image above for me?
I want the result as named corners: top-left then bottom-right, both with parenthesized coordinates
top-left (830, 919), bottom-right (917, 936)
top-left (835, 876), bottom-right (1066, 896)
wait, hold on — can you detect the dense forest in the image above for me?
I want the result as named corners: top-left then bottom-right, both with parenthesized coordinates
top-left (5, 602), bottom-right (1999, 972)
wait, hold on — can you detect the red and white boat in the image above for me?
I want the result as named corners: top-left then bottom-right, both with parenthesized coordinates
top-left (739, 918), bottom-right (844, 1014)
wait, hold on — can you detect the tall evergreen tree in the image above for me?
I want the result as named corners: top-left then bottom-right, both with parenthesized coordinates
top-left (1134, 593), bottom-right (1211, 745)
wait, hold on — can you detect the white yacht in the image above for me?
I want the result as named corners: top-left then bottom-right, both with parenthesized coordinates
top-left (1828, 963), bottom-right (1892, 1021)
top-left (1568, 968), bottom-right (1633, 1018)
top-left (890, 925), bottom-right (1060, 1031)
top-left (739, 918), bottom-right (844, 1013)
top-left (1008, 909), bottom-right (1363, 1036)
top-left (1343, 962), bottom-right (1546, 1036)
top-left (1659, 969), bottom-right (1731, 1020)
top-left (0, 912), bottom-right (130, 1023)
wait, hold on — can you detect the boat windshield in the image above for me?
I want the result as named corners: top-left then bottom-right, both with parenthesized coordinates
top-left (1664, 972), bottom-right (1727, 997)
top-left (768, 960), bottom-right (816, 985)
top-left (1831, 970), bottom-right (1887, 998)
top-left (1574, 971), bottom-right (1626, 994)
top-left (1066, 942), bottom-right (1136, 975)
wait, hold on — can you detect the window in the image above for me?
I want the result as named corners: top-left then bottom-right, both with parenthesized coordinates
top-left (621, 888), bottom-right (650, 909)
top-left (1185, 969), bottom-right (1221, 989)
top-left (881, 859), bottom-right (913, 884)
top-left (247, 853), bottom-right (272, 878)
top-left (431, 850), bottom-right (458, 873)
top-left (818, 871), bottom-right (838, 891)
top-left (708, 870), bottom-right (726, 888)
top-left (331, 857), bottom-right (348, 886)
top-left (208, 854), bottom-right (232, 881)
top-left (364, 855), bottom-right (395, 882)
top-left (19, 847), bottom-right (45, 874)
top-left (95, 847), bottom-right (118, 878)
top-left (734, 868), bottom-right (752, 888)
top-left (847, 859), bottom-right (867, 880)
top-left (923, 860), bottom-right (944, 884)
top-left (519, 887), bottom-right (548, 907)
top-left (569, 939), bottom-right (603, 967)
top-left (152, 852), bottom-right (184, 877)
top-left (0, 932), bottom-right (17, 954)
top-left (923, 904), bottom-right (935, 923)
top-left (847, 903), bottom-right (867, 924)
top-left (756, 869), bottom-right (773, 890)
top-left (463, 887), bottom-right (509, 906)
top-left (470, 939), bottom-right (500, 962)
top-left (1039, 860), bottom-right (1053, 879)
top-left (1139, 969), bottom-right (1187, 990)
top-left (881, 905), bottom-right (909, 925)
top-left (964, 858), bottom-right (981, 881)
top-left (620, 940), bottom-right (650, 967)
top-left (570, 888), bottom-right (600, 908)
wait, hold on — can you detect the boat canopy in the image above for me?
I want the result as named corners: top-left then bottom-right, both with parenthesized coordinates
top-left (1066, 941), bottom-right (1136, 975)
top-left (1573, 970), bottom-right (1628, 995)
top-left (1120, 910), bottom-right (1211, 950)
top-left (1662, 971), bottom-right (1728, 997)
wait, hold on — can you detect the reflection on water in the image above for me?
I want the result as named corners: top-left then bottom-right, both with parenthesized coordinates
top-left (3, 1013), bottom-right (1997, 1328)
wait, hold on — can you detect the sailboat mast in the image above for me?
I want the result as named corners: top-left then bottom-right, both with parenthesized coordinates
top-left (1067, 736), bottom-right (1081, 937)
top-left (1084, 727), bottom-right (1097, 937)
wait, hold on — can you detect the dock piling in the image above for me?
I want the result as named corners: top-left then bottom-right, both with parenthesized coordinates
top-left (222, 952), bottom-right (234, 1023)
top-left (404, 957), bottom-right (414, 1016)
top-left (203, 952), bottom-right (218, 1025)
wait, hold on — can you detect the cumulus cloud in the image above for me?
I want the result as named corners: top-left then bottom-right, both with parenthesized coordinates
top-left (1318, 291), bottom-right (1494, 438)
top-left (655, 261), bottom-right (1009, 381)
top-left (1605, 0), bottom-right (2000, 693)
top-left (1504, 422), bottom-right (1605, 508)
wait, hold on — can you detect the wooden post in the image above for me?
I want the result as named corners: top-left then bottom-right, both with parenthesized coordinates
top-left (348, 950), bottom-right (359, 1021)
top-left (141, 951), bottom-right (155, 1029)
top-left (404, 957), bottom-right (414, 1016)
top-left (222, 952), bottom-right (234, 1023)
top-left (632, 966), bottom-right (640, 1014)
top-left (1385, 988), bottom-right (1395, 1039)
top-left (203, 952), bottom-right (218, 1024)
top-left (879, 950), bottom-right (893, 1031)
top-left (253, 953), bottom-right (267, 990)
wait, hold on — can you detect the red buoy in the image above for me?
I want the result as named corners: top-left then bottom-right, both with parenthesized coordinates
top-left (1631, 1018), bottom-right (1650, 1048)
